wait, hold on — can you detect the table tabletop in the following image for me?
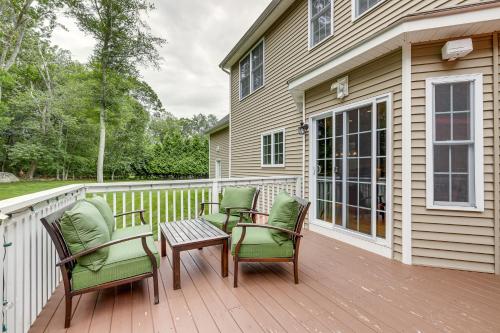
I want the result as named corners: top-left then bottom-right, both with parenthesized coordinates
top-left (160, 218), bottom-right (229, 248)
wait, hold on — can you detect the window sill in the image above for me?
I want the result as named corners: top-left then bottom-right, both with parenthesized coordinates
top-left (308, 32), bottom-right (334, 52)
top-left (239, 84), bottom-right (265, 102)
top-left (261, 164), bottom-right (285, 168)
top-left (426, 203), bottom-right (484, 213)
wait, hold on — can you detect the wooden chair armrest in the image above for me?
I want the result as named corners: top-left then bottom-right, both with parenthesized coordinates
top-left (199, 202), bottom-right (220, 216)
top-left (114, 210), bottom-right (147, 224)
top-left (235, 223), bottom-right (302, 237)
top-left (57, 232), bottom-right (153, 267)
top-left (238, 210), bottom-right (269, 217)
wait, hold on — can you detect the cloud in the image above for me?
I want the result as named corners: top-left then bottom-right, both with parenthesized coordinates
top-left (51, 0), bottom-right (271, 120)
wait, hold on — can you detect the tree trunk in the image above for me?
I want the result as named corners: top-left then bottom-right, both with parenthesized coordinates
top-left (96, 65), bottom-right (107, 183)
top-left (28, 161), bottom-right (37, 180)
top-left (111, 169), bottom-right (115, 181)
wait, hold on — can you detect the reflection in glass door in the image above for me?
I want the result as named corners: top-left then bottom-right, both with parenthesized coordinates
top-left (314, 98), bottom-right (388, 239)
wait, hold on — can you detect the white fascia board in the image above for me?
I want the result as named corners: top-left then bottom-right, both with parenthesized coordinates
top-left (288, 5), bottom-right (500, 94)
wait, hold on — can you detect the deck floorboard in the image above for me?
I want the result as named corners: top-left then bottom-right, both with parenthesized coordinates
top-left (29, 229), bottom-right (500, 333)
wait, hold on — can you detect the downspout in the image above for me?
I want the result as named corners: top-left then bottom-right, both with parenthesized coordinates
top-left (302, 91), bottom-right (306, 199)
top-left (220, 65), bottom-right (232, 178)
top-left (492, 33), bottom-right (499, 275)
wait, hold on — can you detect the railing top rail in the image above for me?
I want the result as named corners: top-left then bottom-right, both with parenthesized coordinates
top-left (0, 184), bottom-right (85, 218)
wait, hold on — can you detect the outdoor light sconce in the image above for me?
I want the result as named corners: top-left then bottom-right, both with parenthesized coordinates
top-left (297, 121), bottom-right (309, 135)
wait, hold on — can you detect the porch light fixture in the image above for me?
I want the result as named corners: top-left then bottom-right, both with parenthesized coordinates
top-left (297, 121), bottom-right (309, 135)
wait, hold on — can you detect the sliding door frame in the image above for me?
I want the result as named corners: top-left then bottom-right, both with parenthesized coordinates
top-left (309, 93), bottom-right (393, 254)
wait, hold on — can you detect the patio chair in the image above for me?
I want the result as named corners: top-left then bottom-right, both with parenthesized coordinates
top-left (231, 192), bottom-right (310, 287)
top-left (41, 196), bottom-right (159, 328)
top-left (199, 186), bottom-right (260, 234)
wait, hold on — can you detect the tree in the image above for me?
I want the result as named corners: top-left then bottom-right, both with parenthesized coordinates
top-left (65, 0), bottom-right (165, 182)
top-left (0, 0), bottom-right (61, 102)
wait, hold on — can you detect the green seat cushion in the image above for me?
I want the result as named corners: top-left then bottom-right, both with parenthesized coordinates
top-left (231, 226), bottom-right (293, 258)
top-left (220, 187), bottom-right (256, 215)
top-left (204, 213), bottom-right (250, 233)
top-left (71, 225), bottom-right (159, 291)
top-left (86, 196), bottom-right (115, 236)
top-left (60, 200), bottom-right (111, 272)
top-left (267, 192), bottom-right (301, 245)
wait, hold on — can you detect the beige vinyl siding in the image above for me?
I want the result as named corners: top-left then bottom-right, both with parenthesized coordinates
top-left (209, 128), bottom-right (230, 178)
top-left (304, 50), bottom-right (403, 259)
top-left (230, 0), bottom-right (483, 178)
top-left (410, 35), bottom-right (498, 273)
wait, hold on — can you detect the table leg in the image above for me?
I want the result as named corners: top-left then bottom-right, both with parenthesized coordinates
top-left (221, 239), bottom-right (228, 278)
top-left (160, 231), bottom-right (167, 257)
top-left (172, 249), bottom-right (181, 290)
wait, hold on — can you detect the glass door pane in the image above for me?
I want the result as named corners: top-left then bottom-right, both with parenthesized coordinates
top-left (316, 117), bottom-right (333, 223)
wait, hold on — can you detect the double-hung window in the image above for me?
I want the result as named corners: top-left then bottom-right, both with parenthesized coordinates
top-left (262, 130), bottom-right (285, 167)
top-left (239, 41), bottom-right (264, 99)
top-left (353, 0), bottom-right (383, 19)
top-left (309, 0), bottom-right (333, 48)
top-left (425, 74), bottom-right (484, 211)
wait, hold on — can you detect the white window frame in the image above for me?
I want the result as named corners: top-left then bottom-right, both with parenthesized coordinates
top-left (425, 74), bottom-right (484, 212)
top-left (351, 0), bottom-right (385, 21)
top-left (308, 0), bottom-right (334, 50)
top-left (239, 39), bottom-right (265, 100)
top-left (261, 129), bottom-right (286, 168)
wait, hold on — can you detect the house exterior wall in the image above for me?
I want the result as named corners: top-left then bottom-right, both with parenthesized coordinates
top-left (229, 0), bottom-right (483, 178)
top-left (410, 34), bottom-right (500, 273)
top-left (304, 50), bottom-right (403, 260)
top-left (209, 127), bottom-right (230, 178)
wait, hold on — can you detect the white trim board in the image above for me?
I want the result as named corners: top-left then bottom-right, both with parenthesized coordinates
top-left (260, 128), bottom-right (286, 168)
top-left (289, 5), bottom-right (500, 98)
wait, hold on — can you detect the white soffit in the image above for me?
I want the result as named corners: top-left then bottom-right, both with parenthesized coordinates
top-left (288, 4), bottom-right (500, 95)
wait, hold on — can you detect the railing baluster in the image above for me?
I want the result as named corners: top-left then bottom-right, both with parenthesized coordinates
top-left (140, 191), bottom-right (144, 223)
top-left (195, 188), bottom-right (199, 217)
top-left (208, 190), bottom-right (212, 214)
top-left (180, 189), bottom-right (184, 220)
top-left (188, 189), bottom-right (191, 219)
top-left (173, 189), bottom-right (177, 221)
top-left (157, 191), bottom-right (161, 239)
top-left (122, 192), bottom-right (126, 228)
top-left (113, 192), bottom-right (117, 229)
top-left (165, 190), bottom-right (169, 223)
top-left (24, 216), bottom-right (31, 333)
top-left (132, 191), bottom-right (135, 226)
top-left (149, 191), bottom-right (153, 226)
top-left (15, 218), bottom-right (23, 332)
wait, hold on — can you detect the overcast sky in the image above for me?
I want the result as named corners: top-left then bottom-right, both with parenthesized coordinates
top-left (51, 0), bottom-right (271, 120)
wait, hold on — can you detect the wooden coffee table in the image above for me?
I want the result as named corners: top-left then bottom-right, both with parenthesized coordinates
top-left (160, 218), bottom-right (230, 289)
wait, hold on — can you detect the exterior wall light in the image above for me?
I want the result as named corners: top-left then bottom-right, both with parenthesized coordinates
top-left (298, 121), bottom-right (309, 135)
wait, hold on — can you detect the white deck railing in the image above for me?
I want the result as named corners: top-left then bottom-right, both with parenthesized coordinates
top-left (0, 176), bottom-right (301, 333)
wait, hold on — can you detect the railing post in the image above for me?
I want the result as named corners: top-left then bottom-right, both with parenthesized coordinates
top-left (0, 216), bottom-right (4, 333)
top-left (295, 177), bottom-right (303, 197)
top-left (212, 179), bottom-right (220, 213)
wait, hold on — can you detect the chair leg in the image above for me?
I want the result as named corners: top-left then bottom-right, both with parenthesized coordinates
top-left (233, 258), bottom-right (239, 288)
top-left (153, 269), bottom-right (159, 304)
top-left (64, 294), bottom-right (72, 328)
top-left (293, 259), bottom-right (299, 284)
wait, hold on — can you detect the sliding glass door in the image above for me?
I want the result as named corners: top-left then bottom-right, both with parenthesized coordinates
top-left (314, 98), bottom-right (388, 240)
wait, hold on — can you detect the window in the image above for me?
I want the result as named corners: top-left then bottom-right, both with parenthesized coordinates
top-left (309, 0), bottom-right (333, 47)
top-left (353, 0), bottom-right (382, 19)
top-left (239, 40), bottom-right (264, 99)
top-left (426, 74), bottom-right (484, 211)
top-left (262, 129), bottom-right (285, 167)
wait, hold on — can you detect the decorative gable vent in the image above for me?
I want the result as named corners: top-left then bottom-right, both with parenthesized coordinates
top-left (331, 76), bottom-right (349, 99)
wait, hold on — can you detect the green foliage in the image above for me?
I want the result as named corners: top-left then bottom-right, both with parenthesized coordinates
top-left (0, 0), bottom-right (217, 180)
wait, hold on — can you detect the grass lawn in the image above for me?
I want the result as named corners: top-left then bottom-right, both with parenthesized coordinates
top-left (0, 180), bottom-right (213, 240)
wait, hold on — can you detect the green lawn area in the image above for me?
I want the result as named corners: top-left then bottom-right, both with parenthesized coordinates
top-left (0, 180), bottom-right (213, 240)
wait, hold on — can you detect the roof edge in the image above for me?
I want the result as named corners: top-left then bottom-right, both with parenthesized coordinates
top-left (206, 115), bottom-right (230, 135)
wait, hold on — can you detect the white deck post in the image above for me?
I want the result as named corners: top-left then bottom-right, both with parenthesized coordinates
top-left (212, 179), bottom-right (220, 213)
top-left (295, 177), bottom-right (302, 197)
top-left (0, 216), bottom-right (4, 332)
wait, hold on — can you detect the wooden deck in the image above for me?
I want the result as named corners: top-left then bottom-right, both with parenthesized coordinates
top-left (29, 229), bottom-right (500, 333)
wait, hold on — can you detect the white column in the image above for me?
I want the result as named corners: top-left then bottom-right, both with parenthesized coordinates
top-left (401, 38), bottom-right (413, 265)
top-left (212, 179), bottom-right (220, 212)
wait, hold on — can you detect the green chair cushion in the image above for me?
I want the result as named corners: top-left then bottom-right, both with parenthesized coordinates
top-left (219, 187), bottom-right (256, 215)
top-left (71, 225), bottom-right (159, 291)
top-left (231, 226), bottom-right (293, 258)
top-left (86, 196), bottom-right (115, 236)
top-left (60, 200), bottom-right (110, 272)
top-left (204, 213), bottom-right (250, 233)
top-left (267, 191), bottom-right (300, 245)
